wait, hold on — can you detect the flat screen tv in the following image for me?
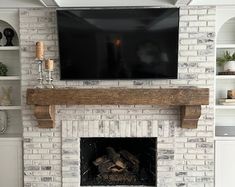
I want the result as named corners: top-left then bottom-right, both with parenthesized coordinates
top-left (57, 8), bottom-right (179, 80)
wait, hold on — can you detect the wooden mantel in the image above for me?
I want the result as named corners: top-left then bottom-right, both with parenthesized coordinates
top-left (26, 88), bottom-right (209, 129)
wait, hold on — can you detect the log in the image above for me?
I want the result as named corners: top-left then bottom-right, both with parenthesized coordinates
top-left (106, 147), bottom-right (126, 170)
top-left (106, 147), bottom-right (120, 163)
top-left (115, 160), bottom-right (126, 169)
top-left (120, 150), bottom-right (139, 172)
top-left (98, 161), bottom-right (116, 173)
top-left (93, 155), bottom-right (109, 166)
top-left (120, 150), bottom-right (139, 165)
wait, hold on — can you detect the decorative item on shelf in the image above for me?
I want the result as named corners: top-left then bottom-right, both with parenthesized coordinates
top-left (45, 59), bottom-right (54, 88)
top-left (0, 31), bottom-right (2, 46)
top-left (217, 51), bottom-right (235, 72)
top-left (3, 28), bottom-right (14, 46)
top-left (227, 90), bottom-right (235, 99)
top-left (0, 87), bottom-right (12, 106)
top-left (0, 110), bottom-right (7, 134)
top-left (218, 71), bottom-right (235, 75)
top-left (219, 98), bottom-right (235, 105)
top-left (35, 41), bottom-right (46, 88)
top-left (0, 62), bottom-right (8, 76)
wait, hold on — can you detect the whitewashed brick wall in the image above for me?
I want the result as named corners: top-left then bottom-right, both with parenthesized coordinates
top-left (20, 6), bottom-right (215, 187)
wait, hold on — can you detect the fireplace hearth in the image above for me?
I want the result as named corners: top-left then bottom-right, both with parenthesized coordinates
top-left (80, 138), bottom-right (157, 186)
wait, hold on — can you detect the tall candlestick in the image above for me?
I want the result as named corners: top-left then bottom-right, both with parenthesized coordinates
top-left (36, 41), bottom-right (44, 60)
top-left (34, 60), bottom-right (46, 88)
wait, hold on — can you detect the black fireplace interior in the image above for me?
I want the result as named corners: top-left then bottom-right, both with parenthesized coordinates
top-left (80, 137), bottom-right (156, 186)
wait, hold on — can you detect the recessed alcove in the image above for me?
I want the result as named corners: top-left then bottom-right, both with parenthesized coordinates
top-left (0, 20), bottom-right (19, 46)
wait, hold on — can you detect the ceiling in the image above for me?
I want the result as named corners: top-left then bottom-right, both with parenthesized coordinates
top-left (0, 0), bottom-right (235, 8)
top-left (0, 0), bottom-right (43, 7)
top-left (190, 0), bottom-right (235, 5)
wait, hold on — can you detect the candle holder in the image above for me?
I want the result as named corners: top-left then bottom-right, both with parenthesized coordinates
top-left (46, 69), bottom-right (54, 88)
top-left (34, 60), bottom-right (46, 88)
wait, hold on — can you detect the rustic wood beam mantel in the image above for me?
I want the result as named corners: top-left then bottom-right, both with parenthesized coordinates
top-left (26, 88), bottom-right (209, 129)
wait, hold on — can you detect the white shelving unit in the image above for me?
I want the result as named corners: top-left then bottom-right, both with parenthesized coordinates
top-left (0, 76), bottom-right (20, 80)
top-left (0, 106), bottom-right (21, 110)
top-left (216, 44), bottom-right (235, 49)
top-left (215, 14), bottom-right (235, 129)
top-left (0, 9), bottom-right (22, 187)
top-left (215, 7), bottom-right (235, 187)
top-left (0, 46), bottom-right (19, 51)
top-left (215, 105), bottom-right (235, 109)
top-left (0, 9), bottom-right (22, 137)
top-left (216, 75), bottom-right (235, 79)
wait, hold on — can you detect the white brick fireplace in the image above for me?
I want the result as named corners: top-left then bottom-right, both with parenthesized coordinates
top-left (21, 6), bottom-right (215, 187)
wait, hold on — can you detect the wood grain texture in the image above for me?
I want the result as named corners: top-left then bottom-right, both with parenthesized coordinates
top-left (27, 88), bottom-right (209, 106)
top-left (34, 105), bottom-right (55, 128)
top-left (180, 105), bottom-right (201, 129)
top-left (26, 88), bottom-right (209, 129)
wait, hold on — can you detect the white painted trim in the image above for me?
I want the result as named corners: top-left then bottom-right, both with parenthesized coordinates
top-left (54, 0), bottom-right (175, 7)
top-left (39, 0), bottom-right (58, 7)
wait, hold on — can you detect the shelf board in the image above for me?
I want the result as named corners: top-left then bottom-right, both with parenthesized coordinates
top-left (217, 44), bottom-right (235, 49)
top-left (216, 105), bottom-right (235, 109)
top-left (0, 106), bottom-right (21, 110)
top-left (215, 137), bottom-right (235, 141)
top-left (0, 46), bottom-right (19, 51)
top-left (216, 75), bottom-right (235, 79)
top-left (0, 135), bottom-right (22, 140)
top-left (0, 76), bottom-right (20, 80)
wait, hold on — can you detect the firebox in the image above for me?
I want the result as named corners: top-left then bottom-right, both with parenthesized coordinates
top-left (80, 138), bottom-right (156, 186)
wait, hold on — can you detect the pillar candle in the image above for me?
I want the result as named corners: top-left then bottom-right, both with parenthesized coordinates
top-left (36, 41), bottom-right (44, 60)
top-left (45, 59), bottom-right (54, 71)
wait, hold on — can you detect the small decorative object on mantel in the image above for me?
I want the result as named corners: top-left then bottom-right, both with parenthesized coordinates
top-left (217, 51), bottom-right (235, 72)
top-left (0, 62), bottom-right (8, 76)
top-left (35, 41), bottom-right (44, 61)
top-left (34, 41), bottom-right (46, 88)
top-left (227, 90), bottom-right (235, 99)
top-left (45, 59), bottom-right (54, 88)
top-left (0, 31), bottom-right (2, 46)
top-left (0, 110), bottom-right (7, 134)
top-left (219, 98), bottom-right (235, 105)
top-left (0, 87), bottom-right (12, 106)
top-left (3, 28), bottom-right (14, 46)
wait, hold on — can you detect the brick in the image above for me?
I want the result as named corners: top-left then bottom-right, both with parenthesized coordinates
top-left (189, 9), bottom-right (207, 15)
top-left (180, 15), bottom-right (198, 21)
top-left (199, 15), bottom-right (215, 21)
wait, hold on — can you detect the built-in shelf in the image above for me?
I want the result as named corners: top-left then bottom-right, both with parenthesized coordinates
top-left (215, 137), bottom-right (235, 141)
top-left (216, 105), bottom-right (235, 109)
top-left (0, 46), bottom-right (20, 51)
top-left (26, 88), bottom-right (209, 129)
top-left (0, 135), bottom-right (22, 140)
top-left (0, 76), bottom-right (20, 80)
top-left (0, 106), bottom-right (21, 110)
top-left (216, 75), bottom-right (235, 79)
top-left (217, 44), bottom-right (235, 49)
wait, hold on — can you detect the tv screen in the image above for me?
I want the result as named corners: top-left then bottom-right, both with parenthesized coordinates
top-left (57, 8), bottom-right (179, 80)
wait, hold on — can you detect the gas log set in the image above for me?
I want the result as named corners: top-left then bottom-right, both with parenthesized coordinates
top-left (93, 147), bottom-right (140, 184)
top-left (80, 138), bottom-right (156, 186)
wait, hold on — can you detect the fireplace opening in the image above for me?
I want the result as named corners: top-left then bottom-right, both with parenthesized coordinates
top-left (80, 138), bottom-right (156, 186)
